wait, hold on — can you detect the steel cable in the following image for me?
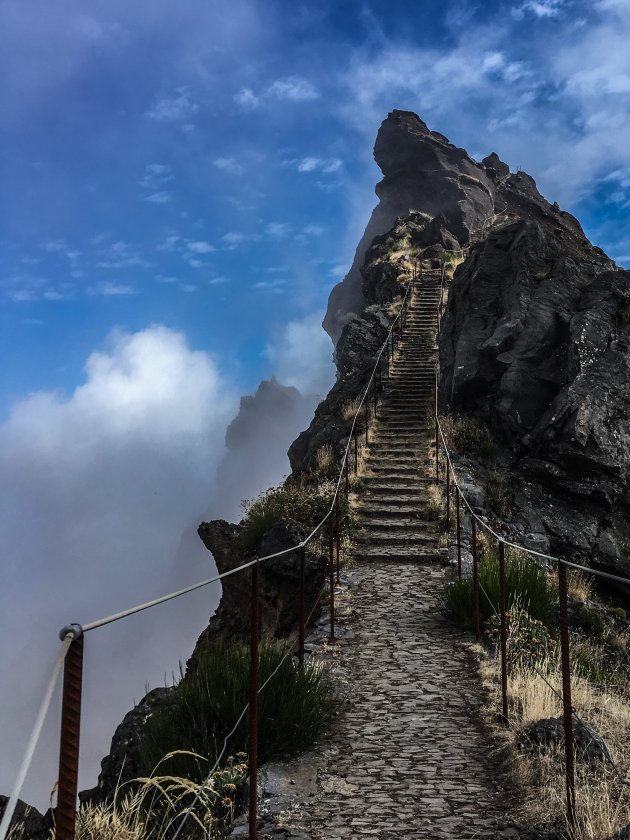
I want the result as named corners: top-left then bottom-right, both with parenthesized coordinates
top-left (79, 276), bottom-right (415, 634)
top-left (0, 636), bottom-right (73, 840)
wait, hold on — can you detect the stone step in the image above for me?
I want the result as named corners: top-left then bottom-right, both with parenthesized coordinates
top-left (353, 532), bottom-right (437, 547)
top-left (354, 519), bottom-right (439, 533)
top-left (354, 504), bottom-right (431, 518)
top-left (353, 547), bottom-right (443, 562)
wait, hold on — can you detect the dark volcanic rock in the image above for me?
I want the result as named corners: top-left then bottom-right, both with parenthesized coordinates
top-left (519, 716), bottom-right (610, 767)
top-left (438, 207), bottom-right (630, 575)
top-left (191, 518), bottom-right (325, 663)
top-left (324, 110), bottom-right (493, 343)
top-left (0, 797), bottom-right (47, 840)
top-left (79, 687), bottom-right (176, 806)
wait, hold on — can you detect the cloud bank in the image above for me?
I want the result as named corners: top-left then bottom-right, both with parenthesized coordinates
top-left (0, 326), bottom-right (238, 807)
top-left (0, 313), bottom-right (334, 808)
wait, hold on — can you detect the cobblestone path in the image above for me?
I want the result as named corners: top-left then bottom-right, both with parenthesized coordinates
top-left (246, 277), bottom-right (525, 839)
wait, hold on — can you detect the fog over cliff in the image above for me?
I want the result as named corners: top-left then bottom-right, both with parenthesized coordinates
top-left (0, 317), bottom-right (334, 808)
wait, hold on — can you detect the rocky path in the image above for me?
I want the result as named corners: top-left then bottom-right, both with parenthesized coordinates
top-left (244, 277), bottom-right (524, 839)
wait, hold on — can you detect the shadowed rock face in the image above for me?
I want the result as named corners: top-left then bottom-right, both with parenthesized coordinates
top-left (323, 110), bottom-right (494, 343)
top-left (439, 214), bottom-right (630, 575)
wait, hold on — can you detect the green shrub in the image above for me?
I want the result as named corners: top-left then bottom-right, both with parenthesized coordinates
top-left (239, 479), bottom-right (351, 552)
top-left (140, 640), bottom-right (337, 783)
top-left (570, 603), bottom-right (607, 638)
top-left (440, 415), bottom-right (497, 463)
top-left (486, 599), bottom-right (555, 671)
top-left (442, 547), bottom-right (556, 632)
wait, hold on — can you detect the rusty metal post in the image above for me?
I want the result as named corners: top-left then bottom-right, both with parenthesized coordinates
top-left (328, 517), bottom-right (335, 640)
top-left (364, 402), bottom-right (369, 446)
top-left (472, 517), bottom-right (480, 642)
top-left (435, 412), bottom-right (439, 481)
top-left (56, 624), bottom-right (84, 840)
top-left (456, 489), bottom-right (462, 580)
top-left (498, 541), bottom-right (509, 722)
top-left (335, 491), bottom-right (341, 584)
top-left (344, 453), bottom-right (349, 497)
top-left (445, 459), bottom-right (451, 531)
top-left (248, 561), bottom-right (259, 840)
top-left (558, 561), bottom-right (577, 831)
top-left (353, 430), bottom-right (358, 474)
top-left (298, 547), bottom-right (305, 666)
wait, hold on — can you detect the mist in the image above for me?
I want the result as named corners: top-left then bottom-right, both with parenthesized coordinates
top-left (0, 315), bottom-right (334, 811)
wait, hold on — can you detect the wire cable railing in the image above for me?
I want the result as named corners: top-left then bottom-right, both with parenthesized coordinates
top-left (433, 255), bottom-right (630, 831)
top-left (0, 264), bottom-right (418, 840)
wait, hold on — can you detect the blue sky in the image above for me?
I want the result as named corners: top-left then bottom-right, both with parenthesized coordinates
top-left (3, 0), bottom-right (630, 409)
top-left (2, 0), bottom-right (630, 808)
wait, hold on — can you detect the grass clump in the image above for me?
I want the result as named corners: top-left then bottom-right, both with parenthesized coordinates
top-left (239, 477), bottom-right (349, 552)
top-left (442, 546), bottom-right (556, 632)
top-left (140, 640), bottom-right (337, 783)
top-left (485, 469), bottom-right (512, 517)
top-left (440, 415), bottom-right (497, 463)
top-left (313, 443), bottom-right (336, 477)
top-left (424, 483), bottom-right (444, 521)
top-left (486, 598), bottom-right (555, 671)
top-left (341, 395), bottom-right (363, 423)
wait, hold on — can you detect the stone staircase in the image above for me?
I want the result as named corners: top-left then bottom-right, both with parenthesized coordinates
top-left (354, 273), bottom-right (443, 562)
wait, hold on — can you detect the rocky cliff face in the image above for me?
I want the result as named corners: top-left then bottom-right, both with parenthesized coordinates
top-left (439, 212), bottom-right (630, 576)
top-left (323, 110), bottom-right (494, 343)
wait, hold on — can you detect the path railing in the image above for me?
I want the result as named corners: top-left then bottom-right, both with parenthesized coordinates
top-left (433, 256), bottom-right (630, 833)
top-left (0, 264), bottom-right (419, 840)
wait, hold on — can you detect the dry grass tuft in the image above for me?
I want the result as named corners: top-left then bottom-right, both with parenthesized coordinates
top-left (425, 483), bottom-right (444, 521)
top-left (341, 396), bottom-right (364, 423)
top-left (568, 568), bottom-right (593, 603)
top-left (314, 443), bottom-right (336, 475)
top-left (479, 652), bottom-right (630, 839)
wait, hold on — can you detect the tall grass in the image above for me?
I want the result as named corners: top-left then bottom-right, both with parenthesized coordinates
top-left (442, 547), bottom-right (556, 632)
top-left (239, 478), bottom-right (350, 552)
top-left (440, 415), bottom-right (497, 463)
top-left (140, 640), bottom-right (337, 783)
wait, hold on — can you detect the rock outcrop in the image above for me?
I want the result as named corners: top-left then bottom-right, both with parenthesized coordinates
top-left (323, 110), bottom-right (494, 343)
top-left (212, 378), bottom-right (317, 521)
top-left (0, 797), bottom-right (48, 840)
top-left (191, 518), bottom-right (326, 663)
top-left (438, 197), bottom-right (630, 577)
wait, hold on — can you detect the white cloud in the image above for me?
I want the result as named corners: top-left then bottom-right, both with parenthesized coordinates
top-left (514, 0), bottom-right (565, 18)
top-left (265, 311), bottom-right (335, 397)
top-left (235, 76), bottom-right (319, 110)
top-left (297, 157), bottom-right (320, 172)
top-left (208, 275), bottom-right (230, 285)
top-left (186, 240), bottom-right (215, 254)
top-left (295, 156), bottom-right (342, 174)
top-left (213, 156), bottom-right (243, 175)
top-left (234, 87), bottom-right (260, 109)
top-left (266, 76), bottom-right (319, 102)
top-left (265, 222), bottom-right (291, 238)
top-left (88, 281), bottom-right (137, 296)
top-left (222, 231), bottom-right (246, 249)
top-left (143, 191), bottom-right (172, 204)
top-left (0, 327), bottom-right (238, 806)
top-left (145, 86), bottom-right (198, 123)
top-left (303, 224), bottom-right (325, 236)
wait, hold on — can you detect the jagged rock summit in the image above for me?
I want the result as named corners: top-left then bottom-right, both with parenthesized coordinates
top-left (324, 110), bottom-right (495, 343)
